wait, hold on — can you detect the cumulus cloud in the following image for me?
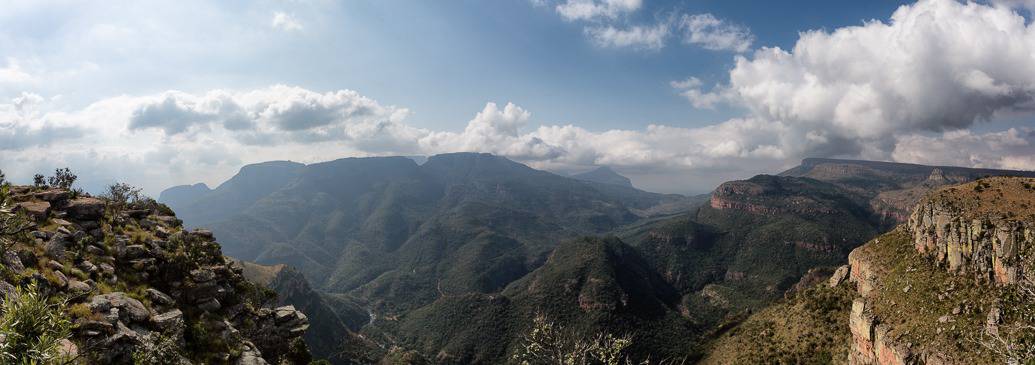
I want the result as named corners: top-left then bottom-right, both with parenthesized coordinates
top-left (678, 0), bottom-right (1035, 168)
top-left (554, 0), bottom-right (642, 21)
top-left (271, 12), bottom-right (302, 31)
top-left (678, 13), bottom-right (754, 52)
top-left (585, 23), bottom-right (669, 50)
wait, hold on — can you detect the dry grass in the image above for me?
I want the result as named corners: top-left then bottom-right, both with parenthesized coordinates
top-left (929, 177), bottom-right (1035, 220)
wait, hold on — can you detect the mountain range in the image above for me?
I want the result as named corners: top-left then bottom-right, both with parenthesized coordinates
top-left (160, 153), bottom-right (1035, 363)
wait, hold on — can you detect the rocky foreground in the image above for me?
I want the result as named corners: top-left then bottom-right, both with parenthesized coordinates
top-left (1, 185), bottom-right (312, 364)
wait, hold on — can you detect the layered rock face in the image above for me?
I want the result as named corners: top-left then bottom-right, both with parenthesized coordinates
top-left (0, 185), bottom-right (312, 364)
top-left (846, 177), bottom-right (1035, 365)
top-left (907, 180), bottom-right (1034, 284)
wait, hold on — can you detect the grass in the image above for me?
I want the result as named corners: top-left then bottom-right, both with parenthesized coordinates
top-left (701, 280), bottom-right (855, 365)
top-left (854, 228), bottom-right (1006, 363)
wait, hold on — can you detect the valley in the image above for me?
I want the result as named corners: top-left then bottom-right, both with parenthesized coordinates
top-left (160, 154), bottom-right (1035, 364)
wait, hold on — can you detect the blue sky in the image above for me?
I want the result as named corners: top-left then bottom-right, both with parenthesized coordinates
top-left (2, 0), bottom-right (1034, 195)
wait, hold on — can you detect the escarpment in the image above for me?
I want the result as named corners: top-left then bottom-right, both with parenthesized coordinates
top-left (0, 185), bottom-right (313, 364)
top-left (845, 177), bottom-right (1035, 365)
top-left (907, 177), bottom-right (1035, 284)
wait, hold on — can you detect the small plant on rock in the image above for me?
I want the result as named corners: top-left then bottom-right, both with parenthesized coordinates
top-left (0, 281), bottom-right (74, 364)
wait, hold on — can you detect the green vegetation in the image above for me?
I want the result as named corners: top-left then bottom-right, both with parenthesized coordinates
top-left (0, 282), bottom-right (74, 364)
top-left (702, 280), bottom-right (854, 364)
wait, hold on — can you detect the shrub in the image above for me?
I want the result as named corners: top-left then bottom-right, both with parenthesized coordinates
top-left (103, 182), bottom-right (143, 217)
top-left (511, 313), bottom-right (634, 365)
top-left (0, 282), bottom-right (74, 364)
top-left (47, 168), bottom-right (77, 190)
top-left (0, 169), bottom-right (5, 186)
top-left (32, 174), bottom-right (46, 188)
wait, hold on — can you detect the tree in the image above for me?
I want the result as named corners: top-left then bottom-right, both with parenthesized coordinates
top-left (0, 169), bottom-right (5, 187)
top-left (33, 174), bottom-right (46, 188)
top-left (47, 168), bottom-right (77, 189)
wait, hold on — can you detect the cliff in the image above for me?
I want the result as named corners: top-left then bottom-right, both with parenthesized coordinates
top-left (0, 185), bottom-right (312, 364)
top-left (845, 177), bottom-right (1035, 364)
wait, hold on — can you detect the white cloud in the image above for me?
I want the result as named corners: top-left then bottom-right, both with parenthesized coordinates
top-left (680, 0), bottom-right (1035, 162)
top-left (585, 23), bottom-right (669, 50)
top-left (678, 13), bottom-right (754, 52)
top-left (892, 128), bottom-right (1035, 170)
top-left (271, 12), bottom-right (303, 31)
top-left (670, 77), bottom-right (728, 109)
top-left (555, 0), bottom-right (642, 21)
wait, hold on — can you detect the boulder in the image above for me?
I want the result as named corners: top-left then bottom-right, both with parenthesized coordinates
top-left (0, 281), bottom-right (18, 303)
top-left (2, 250), bottom-right (24, 273)
top-left (197, 298), bottom-right (221, 312)
top-left (146, 288), bottom-right (174, 306)
top-left (191, 268), bottom-right (216, 283)
top-left (13, 201), bottom-right (50, 221)
top-left (68, 280), bottom-right (91, 294)
top-left (151, 309), bottom-right (183, 331)
top-left (123, 245), bottom-right (151, 260)
top-left (65, 197), bottom-right (105, 220)
top-left (89, 292), bottom-right (150, 323)
top-left (34, 188), bottom-right (70, 203)
top-left (44, 232), bottom-right (71, 260)
top-left (829, 265), bottom-right (850, 288)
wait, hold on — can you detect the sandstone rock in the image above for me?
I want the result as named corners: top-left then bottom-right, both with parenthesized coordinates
top-left (191, 268), bottom-right (216, 283)
top-left (198, 298), bottom-right (221, 312)
top-left (152, 309), bottom-right (183, 331)
top-left (192, 229), bottom-right (214, 239)
top-left (829, 265), bottom-right (850, 288)
top-left (99, 263), bottom-right (116, 276)
top-left (78, 260), bottom-right (98, 274)
top-left (51, 270), bottom-right (68, 288)
top-left (0, 281), bottom-right (18, 303)
top-left (89, 292), bottom-right (150, 323)
top-left (34, 188), bottom-right (70, 202)
top-left (44, 232), bottom-right (71, 260)
top-left (986, 307), bottom-right (1001, 336)
top-left (2, 250), bottom-right (24, 273)
top-left (68, 280), bottom-right (91, 294)
top-left (56, 338), bottom-right (78, 359)
top-left (235, 342), bottom-right (269, 365)
top-left (146, 288), bottom-right (174, 306)
top-left (86, 244), bottom-right (106, 256)
top-left (66, 197), bottom-right (105, 220)
top-left (13, 201), bottom-right (50, 221)
top-left (123, 245), bottom-right (151, 260)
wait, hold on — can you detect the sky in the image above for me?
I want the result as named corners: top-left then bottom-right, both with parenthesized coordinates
top-left (2, 0), bottom-right (1035, 195)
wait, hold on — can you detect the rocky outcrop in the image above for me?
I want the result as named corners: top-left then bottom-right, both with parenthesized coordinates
top-left (907, 189), bottom-right (1032, 284)
top-left (0, 186), bottom-right (312, 363)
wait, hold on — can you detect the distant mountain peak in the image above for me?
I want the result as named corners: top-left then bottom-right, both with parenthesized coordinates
top-left (572, 166), bottom-right (633, 188)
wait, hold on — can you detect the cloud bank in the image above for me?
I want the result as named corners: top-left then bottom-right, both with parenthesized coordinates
top-left (3, 0), bottom-right (1035, 196)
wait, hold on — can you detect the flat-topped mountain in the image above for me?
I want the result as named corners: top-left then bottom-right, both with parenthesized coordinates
top-left (781, 157), bottom-right (1035, 223)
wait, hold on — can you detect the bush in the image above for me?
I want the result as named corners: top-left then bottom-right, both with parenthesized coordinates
top-left (0, 281), bottom-right (74, 364)
top-left (47, 168), bottom-right (77, 190)
top-left (511, 313), bottom-right (634, 365)
top-left (0, 169), bottom-right (5, 186)
top-left (32, 174), bottom-right (46, 188)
